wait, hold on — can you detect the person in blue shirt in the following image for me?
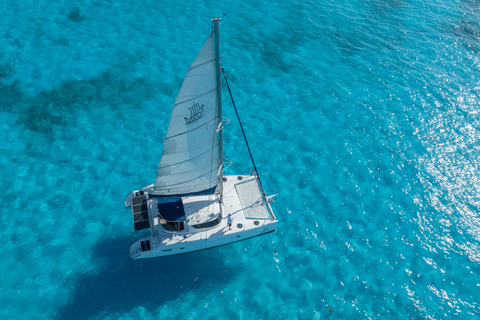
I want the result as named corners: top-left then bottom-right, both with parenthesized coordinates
top-left (227, 213), bottom-right (233, 230)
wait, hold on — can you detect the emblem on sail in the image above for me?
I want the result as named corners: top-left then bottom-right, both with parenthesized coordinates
top-left (184, 103), bottom-right (205, 126)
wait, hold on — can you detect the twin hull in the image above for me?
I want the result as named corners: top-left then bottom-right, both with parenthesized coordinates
top-left (128, 175), bottom-right (277, 259)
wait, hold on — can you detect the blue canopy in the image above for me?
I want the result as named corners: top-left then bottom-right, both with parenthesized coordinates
top-left (156, 198), bottom-right (186, 222)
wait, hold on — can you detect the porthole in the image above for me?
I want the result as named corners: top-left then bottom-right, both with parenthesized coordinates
top-left (254, 220), bottom-right (260, 226)
top-left (223, 177), bottom-right (227, 182)
top-left (237, 176), bottom-right (243, 180)
top-left (237, 223), bottom-right (243, 229)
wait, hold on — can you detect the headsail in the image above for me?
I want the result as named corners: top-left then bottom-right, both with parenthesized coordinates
top-left (152, 34), bottom-right (220, 197)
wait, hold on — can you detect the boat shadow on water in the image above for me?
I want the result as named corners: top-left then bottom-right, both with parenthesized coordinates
top-left (55, 235), bottom-right (239, 319)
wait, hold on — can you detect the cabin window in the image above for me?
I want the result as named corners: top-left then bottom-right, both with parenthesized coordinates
top-left (191, 214), bottom-right (222, 229)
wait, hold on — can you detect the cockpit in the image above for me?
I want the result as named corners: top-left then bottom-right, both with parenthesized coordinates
top-left (156, 195), bottom-right (222, 232)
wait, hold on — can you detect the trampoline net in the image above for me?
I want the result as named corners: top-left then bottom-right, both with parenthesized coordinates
top-left (235, 178), bottom-right (271, 219)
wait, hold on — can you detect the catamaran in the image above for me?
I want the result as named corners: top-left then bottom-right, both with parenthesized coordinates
top-left (125, 18), bottom-right (278, 259)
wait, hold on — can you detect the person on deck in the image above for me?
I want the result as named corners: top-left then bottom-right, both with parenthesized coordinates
top-left (227, 214), bottom-right (233, 230)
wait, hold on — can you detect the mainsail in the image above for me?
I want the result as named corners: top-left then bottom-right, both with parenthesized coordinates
top-left (152, 34), bottom-right (220, 197)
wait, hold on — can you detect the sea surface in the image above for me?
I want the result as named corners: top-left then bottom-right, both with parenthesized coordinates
top-left (1, 0), bottom-right (480, 319)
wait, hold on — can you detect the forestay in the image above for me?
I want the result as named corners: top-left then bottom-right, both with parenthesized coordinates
top-left (152, 34), bottom-right (220, 197)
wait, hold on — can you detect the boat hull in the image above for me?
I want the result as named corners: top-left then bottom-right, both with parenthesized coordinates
top-left (128, 175), bottom-right (278, 259)
top-left (130, 220), bottom-right (277, 259)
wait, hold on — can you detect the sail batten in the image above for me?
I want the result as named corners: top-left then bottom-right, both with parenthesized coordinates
top-left (172, 88), bottom-right (217, 107)
top-left (153, 143), bottom-right (220, 169)
top-left (156, 168), bottom-right (220, 188)
top-left (187, 58), bottom-right (216, 71)
top-left (153, 33), bottom-right (220, 197)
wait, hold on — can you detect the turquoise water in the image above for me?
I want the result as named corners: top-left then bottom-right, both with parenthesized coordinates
top-left (1, 0), bottom-right (480, 319)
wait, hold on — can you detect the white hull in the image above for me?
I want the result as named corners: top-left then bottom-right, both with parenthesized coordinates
top-left (131, 219), bottom-right (277, 259)
top-left (127, 175), bottom-right (277, 259)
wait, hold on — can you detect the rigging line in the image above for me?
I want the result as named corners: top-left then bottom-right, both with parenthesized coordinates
top-left (221, 68), bottom-right (266, 197)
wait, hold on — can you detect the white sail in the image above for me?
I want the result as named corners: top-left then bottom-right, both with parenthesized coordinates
top-left (152, 34), bottom-right (220, 196)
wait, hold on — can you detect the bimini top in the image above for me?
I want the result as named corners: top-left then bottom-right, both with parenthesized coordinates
top-left (156, 198), bottom-right (186, 222)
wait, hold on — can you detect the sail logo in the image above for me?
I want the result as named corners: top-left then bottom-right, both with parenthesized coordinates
top-left (184, 103), bottom-right (205, 126)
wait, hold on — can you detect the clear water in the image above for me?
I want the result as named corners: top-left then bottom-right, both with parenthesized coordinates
top-left (1, 0), bottom-right (480, 319)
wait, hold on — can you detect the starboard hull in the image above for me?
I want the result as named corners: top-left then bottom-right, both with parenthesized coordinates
top-left (130, 220), bottom-right (277, 259)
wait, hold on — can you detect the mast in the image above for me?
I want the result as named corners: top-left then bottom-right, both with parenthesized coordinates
top-left (213, 18), bottom-right (224, 203)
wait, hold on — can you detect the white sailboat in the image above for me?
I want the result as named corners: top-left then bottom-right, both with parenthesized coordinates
top-left (124, 18), bottom-right (278, 259)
